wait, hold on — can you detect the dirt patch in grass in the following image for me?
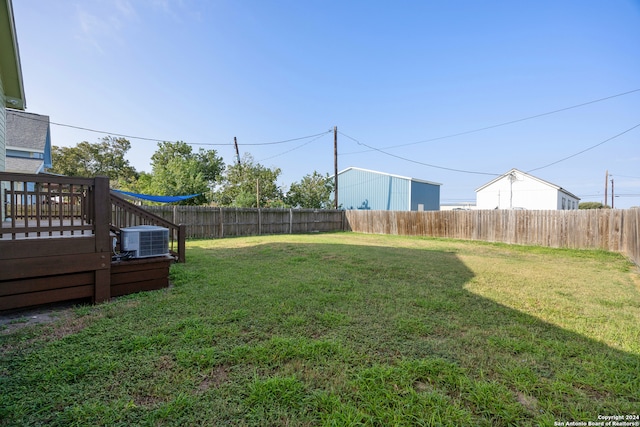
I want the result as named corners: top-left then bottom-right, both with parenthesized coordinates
top-left (198, 365), bottom-right (231, 393)
top-left (133, 394), bottom-right (165, 408)
top-left (1, 298), bottom-right (141, 338)
top-left (44, 311), bottom-right (105, 342)
top-left (515, 391), bottom-right (538, 414)
top-left (0, 300), bottom-right (84, 335)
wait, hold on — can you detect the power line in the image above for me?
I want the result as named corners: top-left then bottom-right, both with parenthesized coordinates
top-left (258, 132), bottom-right (331, 162)
top-left (190, 130), bottom-right (333, 146)
top-left (610, 174), bottom-right (640, 180)
top-left (12, 86), bottom-right (639, 152)
top-left (11, 111), bottom-right (332, 147)
top-left (343, 87), bottom-right (640, 154)
top-left (50, 121), bottom-right (171, 142)
top-left (527, 122), bottom-right (640, 173)
top-left (338, 131), bottom-right (500, 176)
top-left (12, 113), bottom-right (174, 142)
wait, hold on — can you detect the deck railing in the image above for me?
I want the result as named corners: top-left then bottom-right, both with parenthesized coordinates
top-left (1, 172), bottom-right (184, 262)
top-left (1, 172), bottom-right (97, 239)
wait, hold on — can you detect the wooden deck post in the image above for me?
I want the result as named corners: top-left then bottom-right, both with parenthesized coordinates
top-left (178, 224), bottom-right (186, 263)
top-left (93, 176), bottom-right (111, 302)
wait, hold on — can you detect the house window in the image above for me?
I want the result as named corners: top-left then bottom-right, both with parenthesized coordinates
top-left (562, 197), bottom-right (566, 210)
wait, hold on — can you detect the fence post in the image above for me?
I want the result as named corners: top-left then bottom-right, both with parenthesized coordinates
top-left (93, 176), bottom-right (111, 303)
top-left (219, 207), bottom-right (224, 238)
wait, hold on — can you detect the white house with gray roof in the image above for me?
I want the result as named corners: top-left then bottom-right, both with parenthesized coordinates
top-left (475, 168), bottom-right (580, 210)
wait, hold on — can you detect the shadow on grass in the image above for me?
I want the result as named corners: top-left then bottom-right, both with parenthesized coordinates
top-left (174, 240), bottom-right (640, 425)
top-left (1, 238), bottom-right (638, 426)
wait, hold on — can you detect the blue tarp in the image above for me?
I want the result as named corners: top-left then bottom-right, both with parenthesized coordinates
top-left (112, 189), bottom-right (201, 203)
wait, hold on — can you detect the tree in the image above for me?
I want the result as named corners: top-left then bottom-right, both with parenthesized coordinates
top-left (134, 141), bottom-right (224, 205)
top-left (213, 153), bottom-right (284, 207)
top-left (579, 202), bottom-right (610, 209)
top-left (50, 136), bottom-right (138, 187)
top-left (286, 171), bottom-right (335, 209)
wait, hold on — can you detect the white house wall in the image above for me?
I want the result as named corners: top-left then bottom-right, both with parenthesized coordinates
top-left (477, 173), bottom-right (571, 210)
top-left (478, 174), bottom-right (544, 209)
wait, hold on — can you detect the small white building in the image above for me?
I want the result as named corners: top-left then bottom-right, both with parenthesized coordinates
top-left (476, 168), bottom-right (580, 210)
top-left (440, 203), bottom-right (476, 211)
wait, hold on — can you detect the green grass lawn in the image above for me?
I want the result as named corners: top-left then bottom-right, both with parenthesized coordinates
top-left (1, 233), bottom-right (639, 426)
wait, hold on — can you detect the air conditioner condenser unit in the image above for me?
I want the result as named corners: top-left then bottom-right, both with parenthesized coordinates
top-left (121, 225), bottom-right (170, 258)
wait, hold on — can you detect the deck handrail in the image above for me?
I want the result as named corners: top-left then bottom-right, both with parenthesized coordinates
top-left (0, 172), bottom-right (95, 186)
top-left (109, 191), bottom-right (185, 263)
top-left (1, 172), bottom-right (96, 238)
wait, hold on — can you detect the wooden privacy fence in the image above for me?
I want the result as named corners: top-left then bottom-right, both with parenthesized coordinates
top-left (344, 209), bottom-right (640, 267)
top-left (144, 206), bottom-right (345, 239)
top-left (134, 206), bottom-right (639, 266)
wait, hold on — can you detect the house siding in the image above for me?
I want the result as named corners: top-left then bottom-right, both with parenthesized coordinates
top-left (1, 77), bottom-right (5, 221)
top-left (0, 75), bottom-right (5, 172)
top-left (339, 168), bottom-right (410, 210)
top-left (337, 168), bottom-right (440, 211)
top-left (557, 191), bottom-right (579, 210)
top-left (410, 180), bottom-right (440, 211)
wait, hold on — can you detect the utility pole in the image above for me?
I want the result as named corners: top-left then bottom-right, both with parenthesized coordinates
top-left (334, 126), bottom-right (338, 210)
top-left (604, 170), bottom-right (608, 207)
top-left (611, 177), bottom-right (614, 209)
top-left (256, 178), bottom-right (260, 208)
top-left (508, 172), bottom-right (516, 209)
top-left (234, 137), bottom-right (241, 166)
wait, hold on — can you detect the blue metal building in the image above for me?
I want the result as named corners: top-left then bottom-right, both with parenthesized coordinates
top-left (337, 167), bottom-right (441, 211)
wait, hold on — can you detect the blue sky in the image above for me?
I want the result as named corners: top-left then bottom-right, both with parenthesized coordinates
top-left (12, 0), bottom-right (640, 208)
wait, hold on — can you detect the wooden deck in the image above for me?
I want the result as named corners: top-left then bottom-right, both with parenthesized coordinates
top-left (0, 172), bottom-right (185, 311)
top-left (111, 255), bottom-right (173, 298)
